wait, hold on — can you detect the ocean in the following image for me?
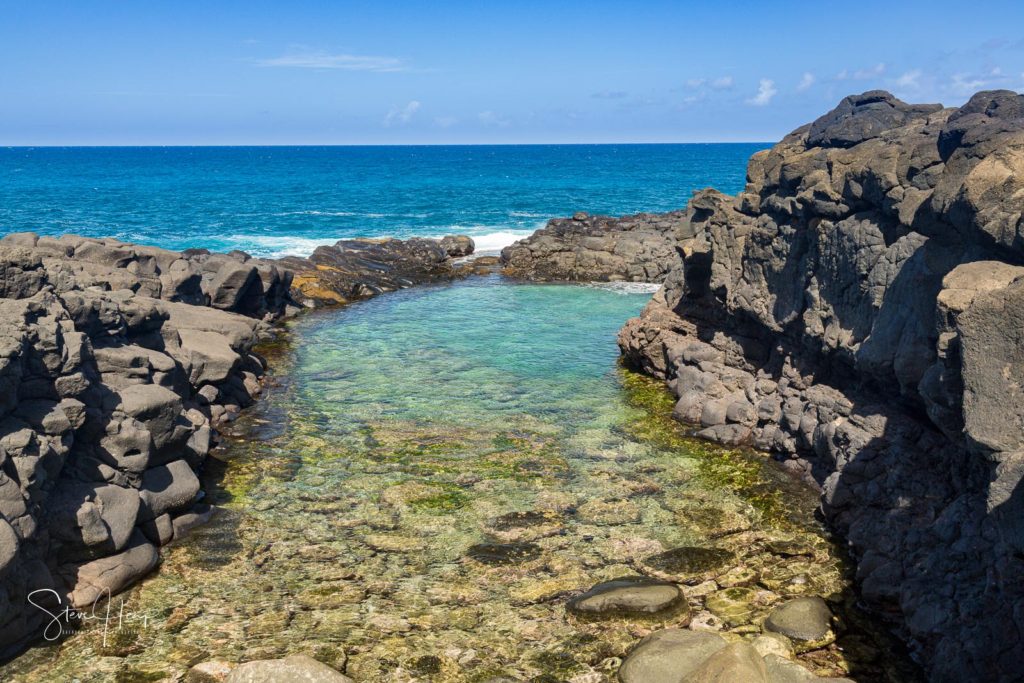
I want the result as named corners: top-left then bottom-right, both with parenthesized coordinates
top-left (0, 144), bottom-right (766, 257)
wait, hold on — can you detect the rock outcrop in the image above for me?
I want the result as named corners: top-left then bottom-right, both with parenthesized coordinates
top-left (281, 236), bottom-right (477, 307)
top-left (615, 90), bottom-right (1024, 681)
top-left (0, 231), bottom-right (477, 656)
top-left (500, 210), bottom-right (683, 282)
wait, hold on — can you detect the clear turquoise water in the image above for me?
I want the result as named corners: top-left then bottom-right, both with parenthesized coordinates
top-left (0, 144), bottom-right (766, 256)
top-left (294, 276), bottom-right (650, 429)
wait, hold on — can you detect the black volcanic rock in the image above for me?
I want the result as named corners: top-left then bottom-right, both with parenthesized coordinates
top-left (615, 90), bottom-right (1024, 682)
top-left (500, 210), bottom-right (683, 282)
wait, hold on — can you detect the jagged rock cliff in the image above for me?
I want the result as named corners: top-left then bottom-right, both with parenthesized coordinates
top-left (0, 232), bottom-right (475, 655)
top-left (618, 90), bottom-right (1024, 681)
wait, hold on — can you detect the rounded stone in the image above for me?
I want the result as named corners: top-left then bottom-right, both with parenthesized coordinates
top-left (566, 576), bottom-right (687, 620)
top-left (619, 628), bottom-right (729, 683)
top-left (764, 596), bottom-right (833, 642)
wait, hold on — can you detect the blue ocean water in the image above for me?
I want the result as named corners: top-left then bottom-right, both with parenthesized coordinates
top-left (0, 144), bottom-right (766, 257)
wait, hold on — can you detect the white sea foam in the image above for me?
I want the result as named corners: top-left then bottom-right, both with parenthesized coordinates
top-left (463, 230), bottom-right (537, 254)
top-left (224, 235), bottom-right (342, 258)
top-left (224, 224), bottom-right (543, 259)
top-left (585, 281), bottom-right (662, 295)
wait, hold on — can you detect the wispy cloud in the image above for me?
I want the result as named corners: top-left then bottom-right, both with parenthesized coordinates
top-left (384, 100), bottom-right (420, 126)
top-left (257, 50), bottom-right (407, 72)
top-left (478, 110), bottom-right (511, 126)
top-left (434, 116), bottom-right (459, 128)
top-left (746, 78), bottom-right (777, 106)
top-left (591, 90), bottom-right (628, 99)
top-left (836, 63), bottom-right (887, 81)
top-left (796, 72), bottom-right (815, 92)
top-left (894, 69), bottom-right (923, 89)
top-left (947, 67), bottom-right (1012, 97)
top-left (683, 76), bottom-right (733, 91)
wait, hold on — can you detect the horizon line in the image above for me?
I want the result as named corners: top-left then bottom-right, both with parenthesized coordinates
top-left (0, 140), bottom-right (775, 149)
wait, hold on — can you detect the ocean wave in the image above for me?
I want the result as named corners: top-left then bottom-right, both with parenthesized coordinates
top-left (223, 235), bottom-right (342, 258)
top-left (584, 281), bottom-right (662, 295)
top-left (422, 228), bottom-right (537, 254)
top-left (273, 210), bottom-right (359, 217)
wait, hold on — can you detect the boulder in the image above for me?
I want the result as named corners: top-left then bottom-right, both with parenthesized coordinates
top-left (618, 629), bottom-right (728, 683)
top-left (225, 654), bottom-right (353, 683)
top-left (566, 576), bottom-right (686, 619)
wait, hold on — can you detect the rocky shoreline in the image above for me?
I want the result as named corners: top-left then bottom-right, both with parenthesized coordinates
top-left (0, 232), bottom-right (481, 657)
top-left (1, 88), bottom-right (1021, 681)
top-left (505, 89), bottom-right (1024, 682)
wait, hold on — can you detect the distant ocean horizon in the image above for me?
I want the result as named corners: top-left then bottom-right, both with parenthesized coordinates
top-left (0, 143), bottom-right (768, 258)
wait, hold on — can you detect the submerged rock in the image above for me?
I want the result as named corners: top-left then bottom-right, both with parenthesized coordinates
top-left (684, 642), bottom-right (768, 683)
top-left (641, 546), bottom-right (735, 582)
top-left (466, 541), bottom-right (542, 565)
top-left (765, 597), bottom-right (835, 650)
top-left (225, 654), bottom-right (352, 682)
top-left (566, 576), bottom-right (687, 620)
top-left (617, 628), bottom-right (727, 683)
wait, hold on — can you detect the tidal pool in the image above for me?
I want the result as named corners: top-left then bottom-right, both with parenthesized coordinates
top-left (2, 276), bottom-right (916, 682)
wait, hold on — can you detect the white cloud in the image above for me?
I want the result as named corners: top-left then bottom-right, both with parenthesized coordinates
top-left (746, 79), bottom-right (777, 106)
top-left (949, 73), bottom-right (989, 96)
top-left (434, 116), bottom-right (459, 128)
top-left (836, 63), bottom-right (887, 81)
top-left (383, 100), bottom-right (420, 126)
top-left (591, 90), bottom-right (628, 99)
top-left (796, 72), bottom-right (815, 92)
top-left (257, 50), bottom-right (406, 72)
top-left (684, 76), bottom-right (732, 91)
top-left (478, 110), bottom-right (510, 126)
top-left (894, 70), bottom-right (922, 89)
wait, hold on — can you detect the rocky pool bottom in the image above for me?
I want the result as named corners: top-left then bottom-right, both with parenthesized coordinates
top-left (0, 276), bottom-right (918, 682)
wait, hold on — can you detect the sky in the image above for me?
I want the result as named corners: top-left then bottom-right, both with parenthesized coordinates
top-left (2, 0), bottom-right (1023, 145)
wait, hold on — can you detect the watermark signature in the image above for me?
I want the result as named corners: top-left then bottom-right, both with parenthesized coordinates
top-left (27, 588), bottom-right (157, 646)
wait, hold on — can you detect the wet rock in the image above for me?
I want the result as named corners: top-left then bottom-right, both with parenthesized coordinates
top-left (763, 654), bottom-right (856, 682)
top-left (618, 628), bottom-right (728, 683)
top-left (439, 235), bottom-right (475, 258)
top-left (225, 654), bottom-right (353, 682)
top-left (764, 597), bottom-right (835, 650)
top-left (641, 546), bottom-right (735, 582)
top-left (566, 576), bottom-right (687, 620)
top-left (684, 642), bottom-right (768, 682)
top-left (466, 541), bottom-right (541, 565)
top-left (187, 660), bottom-right (234, 682)
top-left (752, 632), bottom-right (795, 659)
top-left (66, 530), bottom-right (159, 607)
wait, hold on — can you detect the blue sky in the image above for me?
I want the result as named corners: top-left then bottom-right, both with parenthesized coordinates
top-left (2, 0), bottom-right (1023, 145)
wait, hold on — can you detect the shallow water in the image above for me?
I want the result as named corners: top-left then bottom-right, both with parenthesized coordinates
top-left (2, 276), bottom-right (916, 682)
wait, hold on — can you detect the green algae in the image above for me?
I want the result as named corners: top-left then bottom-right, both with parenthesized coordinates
top-left (617, 366), bottom-right (794, 527)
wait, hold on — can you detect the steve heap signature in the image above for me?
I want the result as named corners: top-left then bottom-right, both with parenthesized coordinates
top-left (27, 588), bottom-right (157, 644)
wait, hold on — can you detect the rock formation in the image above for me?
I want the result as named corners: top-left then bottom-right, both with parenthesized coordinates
top-left (501, 210), bottom-right (682, 282)
top-left (0, 231), bottom-right (476, 656)
top-left (280, 235), bottom-right (477, 307)
top-left (615, 90), bottom-right (1024, 681)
